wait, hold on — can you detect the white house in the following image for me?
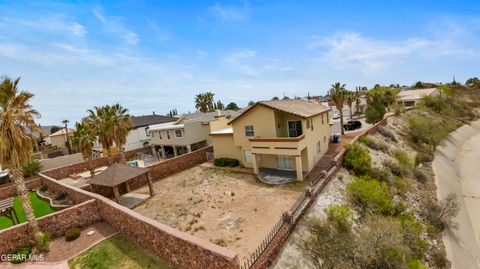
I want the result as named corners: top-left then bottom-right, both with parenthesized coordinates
top-left (148, 110), bottom-right (240, 159)
top-left (396, 88), bottom-right (440, 107)
top-left (123, 114), bottom-right (177, 151)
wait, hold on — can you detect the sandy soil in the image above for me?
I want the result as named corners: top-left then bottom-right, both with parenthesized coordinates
top-left (132, 166), bottom-right (303, 261)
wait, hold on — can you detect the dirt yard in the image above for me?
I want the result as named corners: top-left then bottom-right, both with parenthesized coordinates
top-left (132, 166), bottom-right (304, 261)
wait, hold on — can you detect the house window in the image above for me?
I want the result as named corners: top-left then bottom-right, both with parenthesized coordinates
top-left (245, 125), bottom-right (254, 137)
top-left (322, 114), bottom-right (324, 125)
top-left (287, 120), bottom-right (302, 137)
top-left (167, 131), bottom-right (171, 139)
top-left (175, 129), bottom-right (183, 138)
top-left (316, 141), bottom-right (321, 154)
top-left (159, 131), bottom-right (162, 139)
top-left (145, 127), bottom-right (150, 137)
top-left (311, 119), bottom-right (313, 130)
top-left (244, 150), bottom-right (252, 163)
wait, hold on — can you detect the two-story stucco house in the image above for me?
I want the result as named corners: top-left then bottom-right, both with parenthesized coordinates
top-left (210, 99), bottom-right (331, 181)
top-left (149, 110), bottom-right (239, 159)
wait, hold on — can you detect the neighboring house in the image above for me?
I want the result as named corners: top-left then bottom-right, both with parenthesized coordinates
top-left (209, 99), bottom-right (331, 181)
top-left (396, 88), bottom-right (440, 107)
top-left (149, 110), bottom-right (239, 159)
top-left (124, 114), bottom-right (177, 151)
top-left (321, 96), bottom-right (367, 120)
top-left (45, 128), bottom-right (74, 149)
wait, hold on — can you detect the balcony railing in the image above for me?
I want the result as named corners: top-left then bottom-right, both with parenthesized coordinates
top-left (249, 134), bottom-right (306, 155)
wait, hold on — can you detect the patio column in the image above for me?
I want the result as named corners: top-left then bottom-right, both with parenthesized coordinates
top-left (173, 146), bottom-right (178, 157)
top-left (147, 173), bottom-right (154, 196)
top-left (295, 156), bottom-right (303, 181)
top-left (187, 145), bottom-right (192, 153)
top-left (125, 181), bottom-right (131, 192)
top-left (161, 146), bottom-right (166, 159)
top-left (252, 153), bottom-right (259, 175)
top-left (113, 186), bottom-right (120, 203)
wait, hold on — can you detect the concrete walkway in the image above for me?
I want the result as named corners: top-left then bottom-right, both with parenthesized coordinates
top-left (433, 120), bottom-right (480, 269)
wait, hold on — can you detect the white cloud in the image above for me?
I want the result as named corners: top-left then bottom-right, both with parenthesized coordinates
top-left (208, 2), bottom-right (250, 21)
top-left (92, 7), bottom-right (139, 45)
top-left (0, 16), bottom-right (87, 37)
top-left (222, 49), bottom-right (291, 77)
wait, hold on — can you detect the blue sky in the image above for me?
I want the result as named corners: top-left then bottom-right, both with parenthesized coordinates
top-left (1, 1), bottom-right (479, 125)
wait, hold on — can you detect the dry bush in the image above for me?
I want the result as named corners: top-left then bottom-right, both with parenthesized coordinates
top-left (424, 193), bottom-right (459, 231)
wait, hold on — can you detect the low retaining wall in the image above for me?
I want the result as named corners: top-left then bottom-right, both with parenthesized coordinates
top-left (42, 146), bottom-right (152, 180)
top-left (0, 199), bottom-right (100, 255)
top-left (39, 153), bottom-right (84, 171)
top-left (0, 177), bottom-right (42, 201)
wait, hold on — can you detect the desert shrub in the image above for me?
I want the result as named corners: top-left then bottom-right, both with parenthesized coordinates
top-left (22, 161), bottom-right (41, 178)
top-left (300, 214), bottom-right (356, 268)
top-left (325, 204), bottom-right (353, 232)
top-left (213, 158), bottom-right (239, 167)
top-left (55, 192), bottom-right (67, 201)
top-left (414, 168), bottom-right (428, 184)
top-left (415, 152), bottom-right (433, 165)
top-left (365, 100), bottom-right (386, 124)
top-left (430, 247), bottom-right (450, 268)
top-left (65, 227), bottom-right (81, 241)
top-left (378, 126), bottom-right (397, 142)
top-left (392, 177), bottom-right (410, 197)
top-left (10, 246), bottom-right (32, 264)
top-left (397, 213), bottom-right (429, 259)
top-left (363, 136), bottom-right (388, 153)
top-left (406, 116), bottom-right (451, 149)
top-left (36, 232), bottom-right (51, 253)
top-left (358, 135), bottom-right (368, 144)
top-left (344, 143), bottom-right (372, 176)
top-left (39, 185), bottom-right (48, 192)
top-left (394, 149), bottom-right (414, 176)
top-left (346, 177), bottom-right (396, 215)
top-left (384, 159), bottom-right (402, 177)
top-left (424, 193), bottom-right (459, 231)
top-left (408, 259), bottom-right (428, 269)
top-left (370, 167), bottom-right (392, 183)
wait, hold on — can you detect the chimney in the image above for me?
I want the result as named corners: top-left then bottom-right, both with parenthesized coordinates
top-left (214, 110), bottom-right (225, 119)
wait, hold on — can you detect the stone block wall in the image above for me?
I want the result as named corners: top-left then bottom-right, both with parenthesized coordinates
top-left (40, 174), bottom-right (92, 203)
top-left (0, 199), bottom-right (100, 255)
top-left (0, 177), bottom-right (41, 201)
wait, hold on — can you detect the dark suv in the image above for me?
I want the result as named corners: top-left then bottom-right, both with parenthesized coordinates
top-left (343, 120), bottom-right (362, 131)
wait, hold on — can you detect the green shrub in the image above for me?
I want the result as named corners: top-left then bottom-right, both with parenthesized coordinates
top-left (65, 227), bottom-right (81, 241)
top-left (10, 246), bottom-right (32, 264)
top-left (362, 136), bottom-right (388, 153)
top-left (408, 259), bottom-right (427, 269)
top-left (414, 168), bottom-right (428, 184)
top-left (55, 192), bottom-right (67, 201)
top-left (394, 149), bottom-right (414, 177)
top-left (415, 152), bottom-right (433, 165)
top-left (346, 177), bottom-right (395, 215)
top-left (36, 232), bottom-right (51, 253)
top-left (406, 116), bottom-right (450, 148)
top-left (39, 185), bottom-right (48, 192)
top-left (325, 204), bottom-right (353, 232)
top-left (384, 160), bottom-right (402, 177)
top-left (22, 161), bottom-right (41, 178)
top-left (365, 100), bottom-right (386, 124)
top-left (344, 144), bottom-right (372, 176)
top-left (214, 158), bottom-right (240, 167)
top-left (370, 167), bottom-right (392, 183)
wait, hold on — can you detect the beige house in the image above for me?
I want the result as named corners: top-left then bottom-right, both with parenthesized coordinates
top-left (45, 128), bottom-right (74, 149)
top-left (210, 99), bottom-right (331, 181)
top-left (149, 110), bottom-right (239, 159)
top-left (396, 88), bottom-right (440, 107)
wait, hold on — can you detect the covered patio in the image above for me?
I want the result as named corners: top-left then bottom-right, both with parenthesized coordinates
top-left (258, 168), bottom-right (300, 184)
top-left (87, 163), bottom-right (154, 205)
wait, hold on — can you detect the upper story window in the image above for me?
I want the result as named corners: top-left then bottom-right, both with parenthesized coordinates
top-left (322, 114), bottom-right (324, 125)
top-left (167, 131), bottom-right (171, 139)
top-left (175, 129), bottom-right (183, 138)
top-left (159, 131), bottom-right (163, 139)
top-left (316, 141), bottom-right (321, 154)
top-left (145, 127), bottom-right (150, 137)
top-left (245, 125), bottom-right (254, 137)
top-left (288, 120), bottom-right (303, 137)
top-left (310, 119), bottom-right (313, 130)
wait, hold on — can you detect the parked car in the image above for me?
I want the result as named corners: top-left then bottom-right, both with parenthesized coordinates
top-left (343, 120), bottom-right (362, 131)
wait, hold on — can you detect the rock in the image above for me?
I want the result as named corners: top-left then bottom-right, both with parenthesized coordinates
top-left (86, 230), bottom-right (96, 236)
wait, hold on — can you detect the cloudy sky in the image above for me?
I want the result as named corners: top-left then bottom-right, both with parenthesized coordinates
top-left (1, 1), bottom-right (479, 125)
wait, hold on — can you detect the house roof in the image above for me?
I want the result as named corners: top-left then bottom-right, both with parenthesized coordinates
top-left (396, 88), bottom-right (439, 102)
top-left (230, 99), bottom-right (331, 124)
top-left (149, 122), bottom-right (184, 131)
top-left (130, 115), bottom-right (176, 128)
top-left (87, 163), bottom-right (150, 187)
top-left (179, 110), bottom-right (240, 124)
top-left (49, 128), bottom-right (75, 137)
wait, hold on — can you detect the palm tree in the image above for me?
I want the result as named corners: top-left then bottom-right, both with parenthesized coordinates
top-left (110, 104), bottom-right (132, 163)
top-left (204, 92), bottom-right (215, 112)
top-left (194, 93), bottom-right (209, 113)
top-left (72, 121), bottom-right (96, 176)
top-left (329, 82), bottom-right (347, 135)
top-left (62, 119), bottom-right (72, 154)
top-left (0, 77), bottom-right (42, 243)
top-left (86, 106), bottom-right (114, 162)
top-left (345, 91), bottom-right (355, 120)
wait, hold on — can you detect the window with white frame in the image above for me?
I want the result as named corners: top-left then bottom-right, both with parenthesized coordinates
top-left (245, 125), bottom-right (254, 137)
top-left (175, 129), bottom-right (183, 138)
top-left (244, 150), bottom-right (252, 163)
top-left (316, 141), bottom-right (321, 154)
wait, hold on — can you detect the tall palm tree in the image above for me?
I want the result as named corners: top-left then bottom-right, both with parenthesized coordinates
top-left (194, 93), bottom-right (209, 113)
top-left (329, 82), bottom-right (347, 135)
top-left (110, 104), bottom-right (132, 163)
top-left (62, 119), bottom-right (72, 154)
top-left (345, 91), bottom-right (355, 120)
top-left (86, 106), bottom-right (114, 162)
top-left (204, 92), bottom-right (215, 112)
top-left (0, 77), bottom-right (41, 243)
top-left (72, 121), bottom-right (97, 176)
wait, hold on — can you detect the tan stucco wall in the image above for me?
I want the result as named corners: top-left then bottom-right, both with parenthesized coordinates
top-left (211, 135), bottom-right (243, 161)
top-left (49, 135), bottom-right (69, 148)
top-left (232, 105), bottom-right (276, 148)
